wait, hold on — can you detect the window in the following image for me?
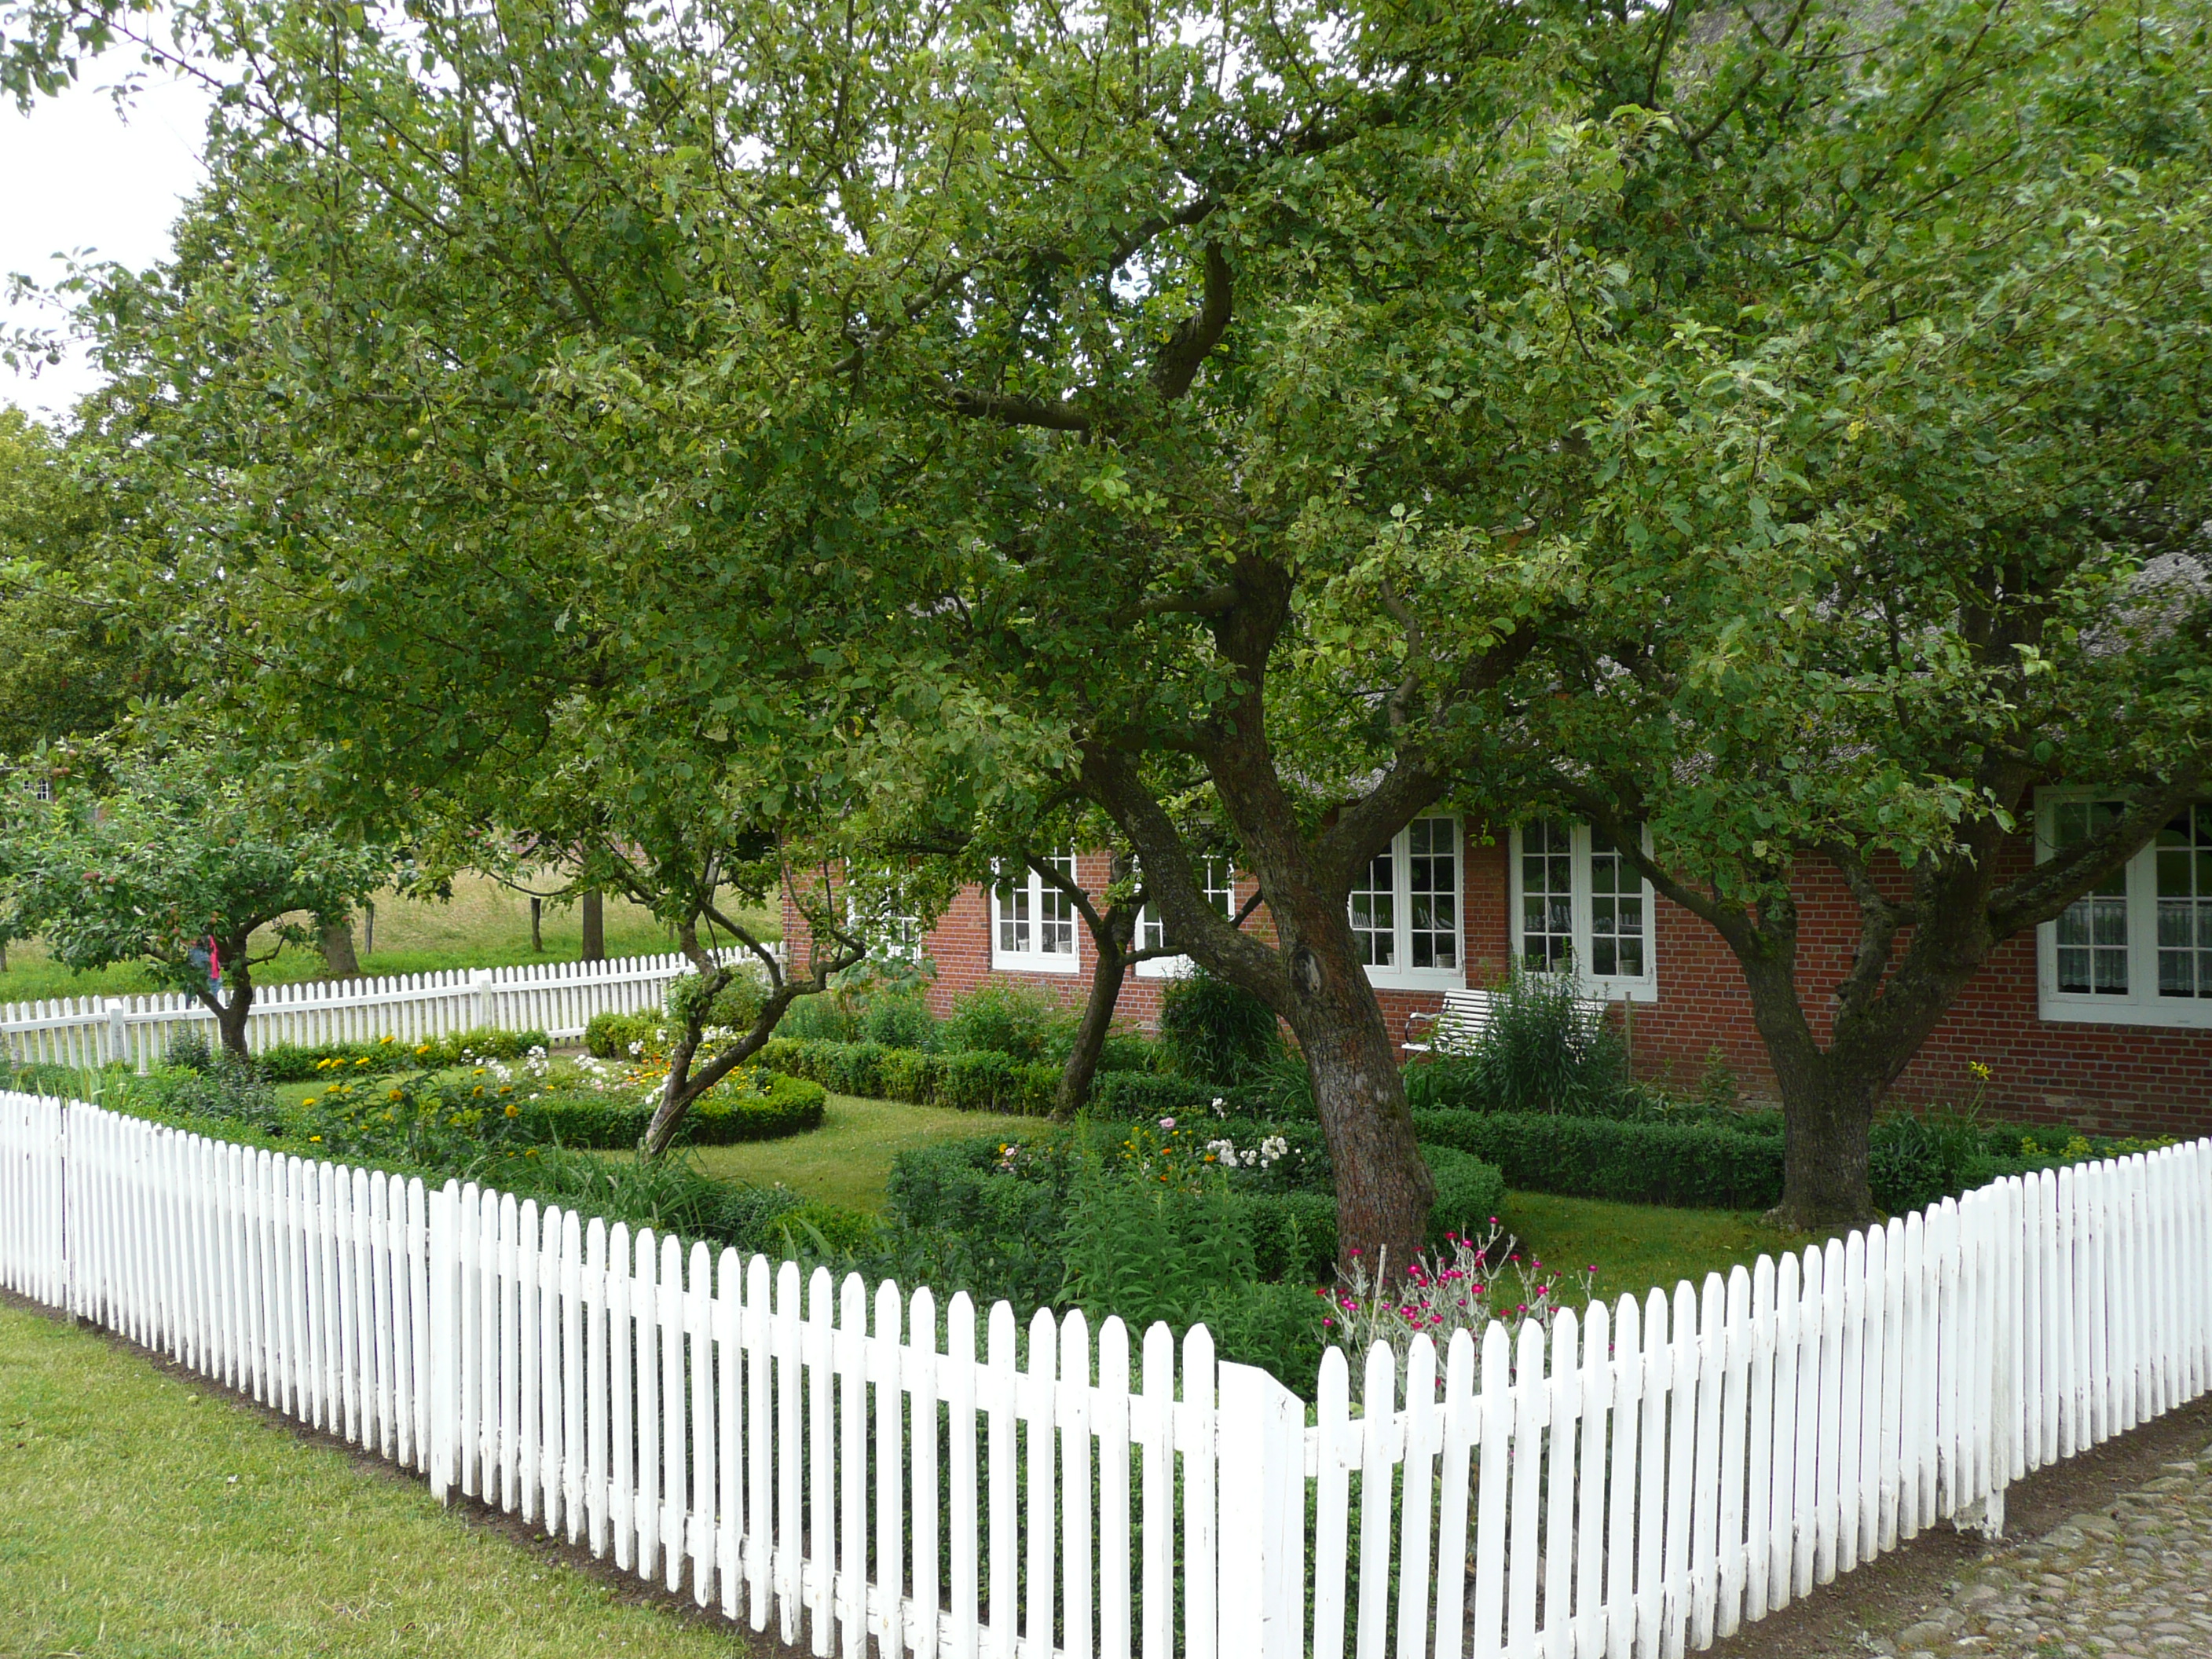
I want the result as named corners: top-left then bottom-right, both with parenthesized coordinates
top-left (1508, 819), bottom-right (1657, 1000)
top-left (991, 850), bottom-right (1082, 973)
top-left (1133, 858), bottom-right (1236, 979)
top-left (2038, 793), bottom-right (2212, 1027)
top-left (1352, 816), bottom-right (1463, 991)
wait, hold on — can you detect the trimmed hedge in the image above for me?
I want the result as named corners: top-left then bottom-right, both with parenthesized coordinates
top-left (1423, 1143), bottom-right (1511, 1241)
top-left (759, 1037), bottom-right (1060, 1117)
top-left (584, 1010), bottom-right (660, 1059)
top-left (523, 1072), bottom-right (828, 1148)
top-left (1412, 1108), bottom-right (1785, 1210)
top-left (256, 1027), bottom-right (552, 1082)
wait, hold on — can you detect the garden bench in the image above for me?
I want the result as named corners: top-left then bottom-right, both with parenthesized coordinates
top-left (1402, 985), bottom-right (1611, 1055)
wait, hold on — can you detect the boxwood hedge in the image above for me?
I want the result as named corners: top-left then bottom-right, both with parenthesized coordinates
top-left (523, 1072), bottom-right (827, 1148)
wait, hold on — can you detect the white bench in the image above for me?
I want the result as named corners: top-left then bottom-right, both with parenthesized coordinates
top-left (1402, 986), bottom-right (1611, 1055)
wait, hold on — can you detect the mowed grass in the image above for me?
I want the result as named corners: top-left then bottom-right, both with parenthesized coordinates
top-left (0, 1301), bottom-right (744, 1659)
top-left (683, 1093), bottom-right (1030, 1213)
top-left (1498, 1188), bottom-right (1837, 1313)
top-left (0, 870), bottom-right (779, 1004)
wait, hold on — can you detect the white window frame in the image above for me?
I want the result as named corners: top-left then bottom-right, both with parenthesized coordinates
top-left (990, 850), bottom-right (1082, 975)
top-left (1507, 819), bottom-right (1660, 1003)
top-left (2035, 788), bottom-right (2212, 1030)
top-left (1133, 857), bottom-right (1237, 980)
top-left (1353, 815), bottom-right (1468, 993)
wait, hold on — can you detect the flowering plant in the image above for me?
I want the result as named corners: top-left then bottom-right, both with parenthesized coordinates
top-left (1321, 1219), bottom-right (1596, 1376)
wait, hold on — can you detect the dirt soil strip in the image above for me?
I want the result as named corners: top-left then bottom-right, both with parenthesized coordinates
top-left (2, 1288), bottom-right (811, 1659)
top-left (1705, 1393), bottom-right (2212, 1658)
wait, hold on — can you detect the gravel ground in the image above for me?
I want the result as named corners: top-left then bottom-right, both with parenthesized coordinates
top-left (1873, 1440), bottom-right (2212, 1659)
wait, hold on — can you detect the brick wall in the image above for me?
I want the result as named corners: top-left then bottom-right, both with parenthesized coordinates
top-left (782, 825), bottom-right (2212, 1133)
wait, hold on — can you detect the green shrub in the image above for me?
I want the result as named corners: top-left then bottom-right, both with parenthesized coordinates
top-left (941, 981), bottom-right (1071, 1063)
top-left (1086, 1071), bottom-right (1222, 1122)
top-left (862, 994), bottom-right (939, 1051)
top-left (1423, 1143), bottom-right (1509, 1241)
top-left (877, 1046), bottom-right (943, 1106)
top-left (1093, 1030), bottom-right (1156, 1076)
top-left (1235, 1191), bottom-right (1337, 1281)
top-left (1412, 1108), bottom-right (1785, 1210)
top-left (112, 1057), bottom-right (290, 1136)
top-left (1156, 967), bottom-right (1284, 1084)
top-left (778, 993), bottom-right (863, 1045)
top-left (1404, 971), bottom-right (1632, 1115)
top-left (524, 1072), bottom-right (827, 1148)
top-left (259, 1027), bottom-right (553, 1081)
top-left (584, 1011), bottom-right (661, 1059)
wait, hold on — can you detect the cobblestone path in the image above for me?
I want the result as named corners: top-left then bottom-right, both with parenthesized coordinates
top-left (1877, 1435), bottom-right (2212, 1658)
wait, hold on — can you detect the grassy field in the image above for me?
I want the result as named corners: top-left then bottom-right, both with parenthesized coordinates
top-left (0, 871), bottom-right (778, 1004)
top-left (1497, 1188), bottom-right (1825, 1313)
top-left (684, 1092), bottom-right (1030, 1213)
top-left (0, 1300), bottom-right (744, 1659)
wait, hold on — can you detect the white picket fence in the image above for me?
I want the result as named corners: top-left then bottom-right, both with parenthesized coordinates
top-left (0, 950), bottom-right (732, 1071)
top-left (2, 1092), bottom-right (2209, 1659)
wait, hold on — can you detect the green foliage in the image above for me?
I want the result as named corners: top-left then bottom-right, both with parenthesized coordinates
top-left (0, 750), bottom-right (392, 999)
top-left (1422, 1144), bottom-right (1510, 1243)
top-left (859, 994), bottom-right (937, 1052)
top-left (1412, 1109), bottom-right (1786, 1211)
top-left (1404, 972), bottom-right (1633, 1115)
top-left (255, 1028), bottom-right (551, 1082)
top-left (522, 1073), bottom-right (826, 1150)
top-left (758, 1036), bottom-right (1061, 1117)
top-left (112, 1056), bottom-right (291, 1138)
top-left (584, 1011), bottom-right (660, 1060)
top-left (939, 983), bottom-right (1071, 1065)
top-left (1155, 968), bottom-right (1284, 1086)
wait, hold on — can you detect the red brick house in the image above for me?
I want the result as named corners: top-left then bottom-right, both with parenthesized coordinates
top-left (782, 798), bottom-right (2212, 1135)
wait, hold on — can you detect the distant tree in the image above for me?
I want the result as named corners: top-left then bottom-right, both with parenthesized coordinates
top-left (1, 749), bottom-right (393, 1056)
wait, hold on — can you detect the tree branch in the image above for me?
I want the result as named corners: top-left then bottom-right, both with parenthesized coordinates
top-left (1151, 242), bottom-right (1232, 401)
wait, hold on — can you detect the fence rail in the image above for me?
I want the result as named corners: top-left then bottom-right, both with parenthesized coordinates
top-left (0, 949), bottom-right (742, 1071)
top-left (2, 1090), bottom-right (2207, 1659)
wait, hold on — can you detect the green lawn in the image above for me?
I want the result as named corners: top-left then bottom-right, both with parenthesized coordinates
top-left (1499, 1188), bottom-right (1836, 1313)
top-left (0, 1300), bottom-right (743, 1659)
top-left (0, 870), bottom-right (778, 1004)
top-left (683, 1092), bottom-right (1031, 1213)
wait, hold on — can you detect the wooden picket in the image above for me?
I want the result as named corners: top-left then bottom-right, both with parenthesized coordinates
top-left (0, 948), bottom-right (753, 1071)
top-left (2, 1089), bottom-right (2210, 1659)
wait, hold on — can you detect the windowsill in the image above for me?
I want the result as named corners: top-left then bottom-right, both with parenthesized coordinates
top-left (1509, 966), bottom-right (1661, 1005)
top-left (2038, 993), bottom-right (2212, 1031)
top-left (989, 953), bottom-right (1083, 976)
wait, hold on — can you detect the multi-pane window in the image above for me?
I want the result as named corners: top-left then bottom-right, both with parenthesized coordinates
top-left (2156, 804), bottom-right (2211, 999)
top-left (1352, 817), bottom-right (1463, 989)
top-left (1408, 819), bottom-right (1459, 971)
top-left (1519, 819), bottom-right (1575, 971)
top-left (1350, 850), bottom-right (1397, 968)
top-left (2038, 793), bottom-right (2212, 1028)
top-left (2054, 800), bottom-right (2130, 995)
top-left (1510, 820), bottom-right (1657, 998)
top-left (1134, 858), bottom-right (1236, 977)
top-left (991, 850), bottom-right (1081, 972)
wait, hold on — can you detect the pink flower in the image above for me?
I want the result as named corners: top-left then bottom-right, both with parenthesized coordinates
top-left (1159, 1116), bottom-right (1177, 1130)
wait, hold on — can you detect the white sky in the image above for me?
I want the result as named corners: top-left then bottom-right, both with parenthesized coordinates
top-left (1, 55), bottom-right (212, 426)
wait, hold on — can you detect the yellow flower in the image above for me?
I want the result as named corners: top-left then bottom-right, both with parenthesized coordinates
top-left (504, 1104), bottom-right (519, 1118)
top-left (388, 1088), bottom-right (404, 1101)
top-left (1968, 1060), bottom-right (1992, 1081)
top-left (309, 1134), bottom-right (322, 1142)
top-left (354, 1057), bottom-right (369, 1068)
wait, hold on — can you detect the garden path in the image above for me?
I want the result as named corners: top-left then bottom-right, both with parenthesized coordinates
top-left (1882, 1436), bottom-right (2212, 1658)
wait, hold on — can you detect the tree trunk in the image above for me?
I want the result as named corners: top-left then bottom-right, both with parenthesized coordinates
top-left (1734, 943), bottom-right (1885, 1230)
top-left (207, 937), bottom-right (257, 1061)
top-left (320, 915), bottom-right (362, 979)
top-left (580, 889), bottom-right (606, 961)
top-left (1276, 927), bottom-right (1436, 1276)
top-left (1057, 928), bottom-right (1132, 1120)
top-left (530, 896), bottom-right (544, 953)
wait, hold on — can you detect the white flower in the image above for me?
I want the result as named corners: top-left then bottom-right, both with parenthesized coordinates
top-left (1206, 1137), bottom-right (1240, 1169)
top-left (628, 1040), bottom-right (644, 1057)
top-left (1259, 1134), bottom-right (1289, 1166)
top-left (1210, 1097), bottom-right (1227, 1118)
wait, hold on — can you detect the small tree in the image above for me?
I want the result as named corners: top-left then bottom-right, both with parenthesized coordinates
top-left (2, 750), bottom-right (392, 1057)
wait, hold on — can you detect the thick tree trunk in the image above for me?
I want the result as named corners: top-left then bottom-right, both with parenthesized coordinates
top-left (580, 889), bottom-right (606, 961)
top-left (1058, 933), bottom-right (1130, 1120)
top-left (320, 916), bottom-right (361, 979)
top-left (1734, 941), bottom-right (1886, 1230)
top-left (207, 939), bottom-right (256, 1061)
top-left (1278, 930), bottom-right (1435, 1276)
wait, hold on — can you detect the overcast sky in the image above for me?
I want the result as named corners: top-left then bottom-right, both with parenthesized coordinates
top-left (1, 57), bottom-right (211, 426)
